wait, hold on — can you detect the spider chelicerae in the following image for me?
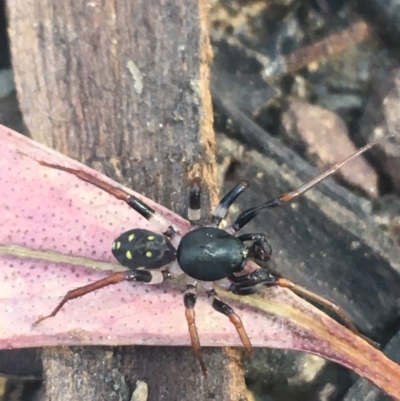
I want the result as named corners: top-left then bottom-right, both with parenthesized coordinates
top-left (33, 134), bottom-right (391, 374)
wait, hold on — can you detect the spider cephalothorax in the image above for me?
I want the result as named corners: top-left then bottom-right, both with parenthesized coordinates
top-left (33, 135), bottom-right (391, 374)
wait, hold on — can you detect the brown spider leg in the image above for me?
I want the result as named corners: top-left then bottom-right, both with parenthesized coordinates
top-left (229, 270), bottom-right (358, 333)
top-left (276, 277), bottom-right (380, 347)
top-left (35, 161), bottom-right (175, 237)
top-left (204, 285), bottom-right (252, 355)
top-left (229, 270), bottom-right (379, 346)
top-left (231, 133), bottom-right (395, 231)
top-left (33, 269), bottom-right (172, 327)
top-left (275, 277), bottom-right (358, 333)
top-left (183, 283), bottom-right (207, 375)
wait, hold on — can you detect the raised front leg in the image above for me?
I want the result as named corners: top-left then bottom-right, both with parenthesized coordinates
top-left (229, 135), bottom-right (394, 232)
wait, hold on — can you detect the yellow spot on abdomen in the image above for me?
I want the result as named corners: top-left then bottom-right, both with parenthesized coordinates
top-left (126, 250), bottom-right (133, 259)
top-left (112, 241), bottom-right (121, 250)
top-left (128, 233), bottom-right (135, 241)
top-left (147, 235), bottom-right (155, 240)
top-left (146, 251), bottom-right (153, 258)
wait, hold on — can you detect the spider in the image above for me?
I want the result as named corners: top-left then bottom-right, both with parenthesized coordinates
top-left (32, 134), bottom-right (392, 374)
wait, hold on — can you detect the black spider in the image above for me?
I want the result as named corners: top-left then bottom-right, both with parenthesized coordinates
top-left (33, 135), bottom-right (390, 374)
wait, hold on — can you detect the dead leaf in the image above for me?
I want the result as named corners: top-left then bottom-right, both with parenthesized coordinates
top-left (1, 125), bottom-right (399, 399)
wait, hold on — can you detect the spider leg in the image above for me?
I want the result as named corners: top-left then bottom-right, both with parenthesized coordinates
top-left (228, 268), bottom-right (276, 295)
top-left (229, 270), bottom-right (360, 334)
top-left (188, 178), bottom-right (201, 226)
top-left (278, 278), bottom-right (379, 346)
top-left (33, 264), bottom-right (179, 327)
top-left (275, 277), bottom-right (360, 334)
top-left (203, 283), bottom-right (252, 355)
top-left (211, 181), bottom-right (249, 226)
top-left (36, 161), bottom-right (176, 238)
top-left (183, 281), bottom-right (207, 375)
top-left (229, 134), bottom-right (394, 232)
top-left (237, 233), bottom-right (272, 262)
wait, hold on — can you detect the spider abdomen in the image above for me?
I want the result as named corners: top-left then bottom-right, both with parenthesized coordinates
top-left (112, 229), bottom-right (176, 269)
top-left (177, 227), bottom-right (247, 281)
